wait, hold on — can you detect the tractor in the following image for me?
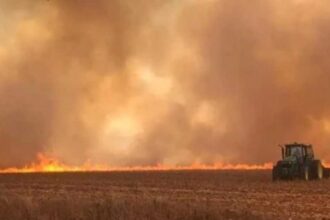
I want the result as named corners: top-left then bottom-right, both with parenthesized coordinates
top-left (272, 143), bottom-right (326, 181)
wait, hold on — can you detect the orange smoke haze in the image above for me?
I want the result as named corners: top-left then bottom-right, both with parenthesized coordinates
top-left (1, 0), bottom-right (330, 169)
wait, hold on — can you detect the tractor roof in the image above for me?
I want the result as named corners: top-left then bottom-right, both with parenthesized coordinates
top-left (285, 143), bottom-right (312, 148)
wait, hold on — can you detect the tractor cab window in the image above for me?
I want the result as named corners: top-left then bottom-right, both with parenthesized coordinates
top-left (287, 146), bottom-right (303, 157)
top-left (306, 147), bottom-right (313, 156)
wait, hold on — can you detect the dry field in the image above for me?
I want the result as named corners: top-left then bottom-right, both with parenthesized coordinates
top-left (0, 170), bottom-right (329, 220)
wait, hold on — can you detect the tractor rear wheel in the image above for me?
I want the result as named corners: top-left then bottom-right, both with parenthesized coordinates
top-left (313, 161), bottom-right (323, 180)
top-left (272, 167), bottom-right (279, 181)
top-left (302, 166), bottom-right (310, 181)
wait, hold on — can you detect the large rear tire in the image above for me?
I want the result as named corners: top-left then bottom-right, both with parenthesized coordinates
top-left (272, 167), bottom-right (279, 181)
top-left (302, 166), bottom-right (310, 181)
top-left (313, 161), bottom-right (323, 180)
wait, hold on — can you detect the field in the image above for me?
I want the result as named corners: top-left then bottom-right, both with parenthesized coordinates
top-left (0, 171), bottom-right (329, 220)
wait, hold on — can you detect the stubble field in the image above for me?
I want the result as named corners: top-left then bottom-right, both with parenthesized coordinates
top-left (0, 170), bottom-right (329, 220)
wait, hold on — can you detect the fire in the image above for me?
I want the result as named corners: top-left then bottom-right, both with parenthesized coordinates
top-left (322, 162), bottom-right (330, 168)
top-left (0, 153), bottom-right (273, 173)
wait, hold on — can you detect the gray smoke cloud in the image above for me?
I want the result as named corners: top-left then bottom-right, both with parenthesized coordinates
top-left (0, 0), bottom-right (330, 167)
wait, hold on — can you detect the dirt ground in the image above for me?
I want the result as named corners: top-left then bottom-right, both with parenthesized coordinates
top-left (0, 170), bottom-right (329, 220)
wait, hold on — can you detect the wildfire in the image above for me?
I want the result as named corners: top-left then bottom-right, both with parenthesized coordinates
top-left (0, 153), bottom-right (273, 173)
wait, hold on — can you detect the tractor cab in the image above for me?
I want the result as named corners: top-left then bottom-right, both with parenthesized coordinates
top-left (281, 143), bottom-right (314, 161)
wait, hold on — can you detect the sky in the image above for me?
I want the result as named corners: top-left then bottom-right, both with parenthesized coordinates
top-left (0, 0), bottom-right (330, 167)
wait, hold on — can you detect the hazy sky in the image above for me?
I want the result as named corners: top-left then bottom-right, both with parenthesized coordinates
top-left (1, 0), bottom-right (330, 167)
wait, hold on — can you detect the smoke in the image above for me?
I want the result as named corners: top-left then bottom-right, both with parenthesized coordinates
top-left (1, 0), bottom-right (330, 167)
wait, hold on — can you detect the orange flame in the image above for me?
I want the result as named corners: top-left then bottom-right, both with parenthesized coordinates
top-left (322, 162), bottom-right (330, 168)
top-left (0, 153), bottom-right (273, 173)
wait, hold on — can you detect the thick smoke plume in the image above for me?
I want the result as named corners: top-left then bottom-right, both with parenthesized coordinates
top-left (0, 0), bottom-right (330, 167)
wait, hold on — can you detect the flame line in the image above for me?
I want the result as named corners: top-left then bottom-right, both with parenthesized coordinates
top-left (0, 154), bottom-right (274, 173)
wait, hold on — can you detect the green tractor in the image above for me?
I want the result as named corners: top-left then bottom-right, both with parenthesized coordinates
top-left (272, 143), bottom-right (325, 181)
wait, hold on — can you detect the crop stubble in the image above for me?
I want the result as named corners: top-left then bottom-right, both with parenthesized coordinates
top-left (0, 170), bottom-right (329, 219)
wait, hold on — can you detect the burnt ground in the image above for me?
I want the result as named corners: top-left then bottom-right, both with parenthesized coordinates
top-left (0, 170), bottom-right (329, 219)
